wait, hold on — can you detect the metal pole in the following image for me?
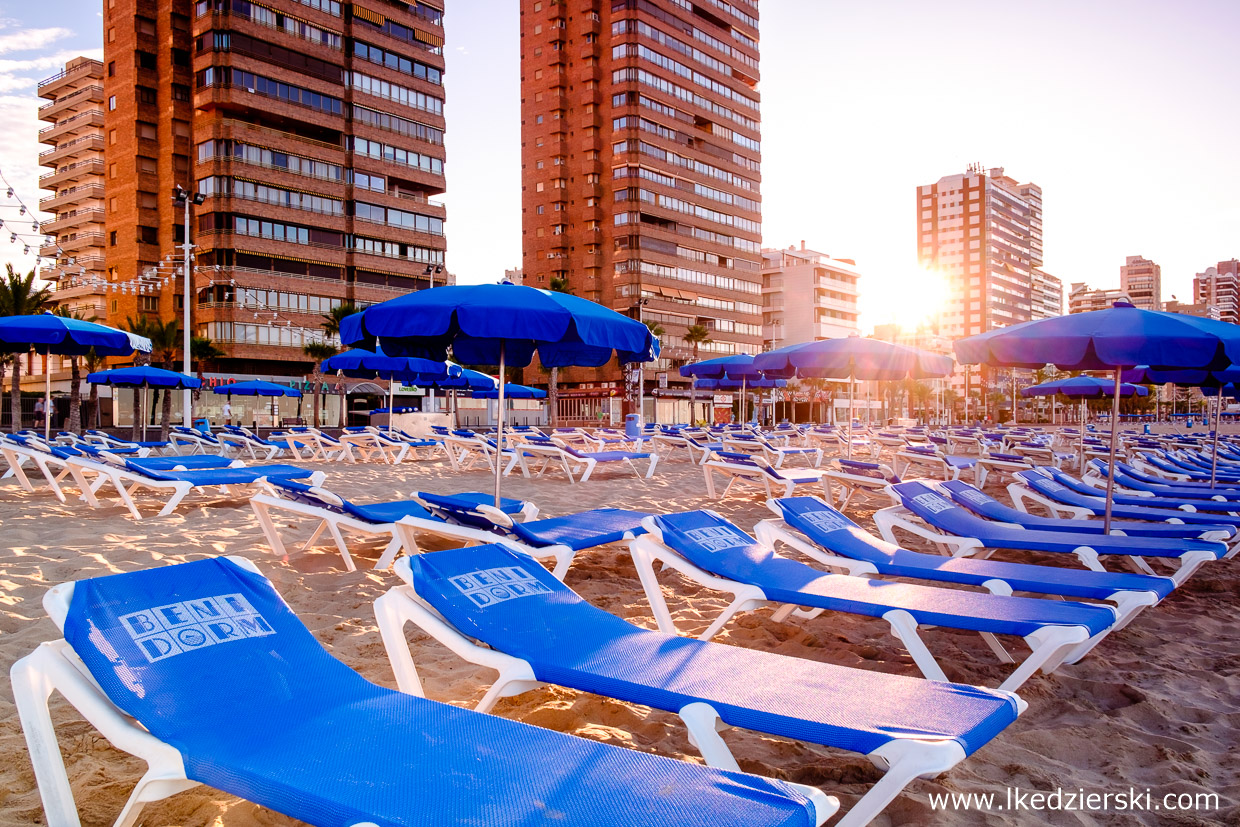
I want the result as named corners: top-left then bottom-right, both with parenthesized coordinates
top-left (1102, 370), bottom-right (1123, 532)
top-left (740, 375), bottom-right (747, 424)
top-left (1210, 391), bottom-right (1221, 487)
top-left (847, 375), bottom-right (855, 459)
top-left (494, 343), bottom-right (506, 508)
top-left (182, 197), bottom-right (192, 428)
top-left (1079, 399), bottom-right (1086, 471)
top-left (1011, 372), bottom-right (1017, 425)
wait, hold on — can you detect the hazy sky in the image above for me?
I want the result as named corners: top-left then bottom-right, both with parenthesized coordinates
top-left (1, 1), bottom-right (1236, 331)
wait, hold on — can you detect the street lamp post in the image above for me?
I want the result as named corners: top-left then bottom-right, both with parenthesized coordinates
top-left (174, 185), bottom-right (205, 428)
top-left (633, 297), bottom-right (650, 422)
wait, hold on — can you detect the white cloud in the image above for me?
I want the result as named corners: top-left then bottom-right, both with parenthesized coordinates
top-left (0, 27), bottom-right (72, 56)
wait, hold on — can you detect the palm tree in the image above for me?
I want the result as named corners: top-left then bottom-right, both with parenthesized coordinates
top-left (53, 306), bottom-right (99, 433)
top-left (302, 340), bottom-right (338, 428)
top-left (82, 348), bottom-right (106, 429)
top-left (0, 264), bottom-right (51, 428)
top-left (683, 324), bottom-right (711, 425)
top-left (0, 353), bottom-right (11, 427)
top-left (123, 316), bottom-right (156, 440)
top-left (142, 318), bottom-right (182, 440)
top-left (321, 303), bottom-right (357, 428)
top-left (190, 336), bottom-right (225, 419)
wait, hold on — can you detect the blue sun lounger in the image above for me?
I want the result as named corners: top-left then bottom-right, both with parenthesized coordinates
top-left (12, 556), bottom-right (834, 827)
top-left (760, 496), bottom-right (1172, 631)
top-left (1012, 468), bottom-right (1240, 523)
top-left (1120, 458), bottom-right (1240, 493)
top-left (1088, 460), bottom-right (1240, 501)
top-left (939, 479), bottom-right (1235, 542)
top-left (878, 481), bottom-right (1226, 584)
top-left (376, 544), bottom-right (1022, 827)
top-left (630, 510), bottom-right (1117, 691)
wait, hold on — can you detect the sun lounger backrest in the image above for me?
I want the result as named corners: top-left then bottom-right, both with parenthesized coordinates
top-left (771, 498), bottom-right (899, 566)
top-left (890, 482), bottom-right (993, 536)
top-left (836, 459), bottom-right (896, 482)
top-left (63, 557), bottom-right (383, 795)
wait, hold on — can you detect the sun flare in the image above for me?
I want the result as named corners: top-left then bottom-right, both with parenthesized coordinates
top-left (870, 265), bottom-right (949, 331)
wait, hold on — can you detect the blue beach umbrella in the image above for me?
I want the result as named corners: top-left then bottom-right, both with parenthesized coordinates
top-left (213, 380), bottom-right (303, 426)
top-left (1020, 376), bottom-right (1148, 398)
top-left (680, 354), bottom-right (771, 424)
top-left (1, 311), bottom-right (152, 439)
top-left (88, 366), bottom-right (201, 442)
top-left (754, 337), bottom-right (953, 456)
top-left (472, 383), bottom-right (547, 400)
top-left (956, 301), bottom-right (1240, 528)
top-left (320, 347), bottom-right (459, 415)
top-left (340, 282), bottom-right (655, 505)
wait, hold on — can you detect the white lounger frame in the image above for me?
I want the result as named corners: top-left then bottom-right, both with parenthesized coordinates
top-left (375, 557), bottom-right (965, 827)
top-left (874, 490), bottom-right (1219, 586)
top-left (518, 442), bottom-right (658, 483)
top-left (703, 456), bottom-right (830, 500)
top-left (628, 515), bottom-right (1102, 692)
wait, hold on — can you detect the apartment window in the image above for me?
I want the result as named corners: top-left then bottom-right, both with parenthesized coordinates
top-left (136, 51), bottom-right (156, 70)
top-left (137, 122), bottom-right (156, 140)
top-left (108, 163), bottom-right (117, 179)
top-left (535, 115), bottom-right (543, 124)
top-left (537, 205), bottom-right (544, 214)
top-left (108, 28), bottom-right (115, 42)
top-left (138, 226), bottom-right (158, 245)
top-left (109, 231), bottom-right (117, 246)
top-left (137, 156), bottom-right (157, 173)
top-left (109, 198), bottom-right (118, 212)
top-left (136, 16), bottom-right (156, 35)
top-left (171, 48), bottom-right (190, 67)
top-left (171, 84), bottom-right (190, 102)
top-left (536, 160), bottom-right (544, 169)
top-left (136, 86), bottom-right (156, 105)
top-left (107, 95), bottom-right (116, 110)
top-left (107, 61), bottom-right (115, 77)
top-left (535, 182), bottom-right (544, 192)
top-left (139, 296), bottom-right (159, 313)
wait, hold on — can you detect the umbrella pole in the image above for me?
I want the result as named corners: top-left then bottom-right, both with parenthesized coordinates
top-left (142, 382), bottom-right (148, 443)
top-left (494, 344), bottom-right (506, 508)
top-left (1210, 392), bottom-right (1221, 487)
top-left (44, 366), bottom-right (51, 441)
top-left (740, 376), bottom-right (747, 424)
top-left (1102, 370), bottom-right (1123, 533)
top-left (1079, 399), bottom-right (1086, 471)
top-left (847, 375), bottom-right (855, 459)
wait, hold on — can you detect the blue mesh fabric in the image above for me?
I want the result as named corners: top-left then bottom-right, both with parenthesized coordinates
top-left (63, 557), bottom-right (818, 827)
top-left (505, 509), bottom-right (649, 550)
top-left (1105, 463), bottom-right (1240, 500)
top-left (409, 545), bottom-right (1019, 757)
top-left (414, 491), bottom-right (531, 531)
top-left (939, 481), bottom-right (1234, 540)
top-left (1037, 470), bottom-right (1240, 522)
top-left (893, 482), bottom-right (1226, 560)
top-left (653, 511), bottom-right (1115, 637)
top-left (127, 463), bottom-right (315, 485)
top-left (773, 498), bottom-right (1175, 601)
top-left (127, 456), bottom-right (236, 470)
top-left (339, 500), bottom-right (436, 524)
top-left (1117, 461), bottom-right (1240, 494)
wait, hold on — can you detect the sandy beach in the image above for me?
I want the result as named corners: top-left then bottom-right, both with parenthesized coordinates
top-left (1, 445), bottom-right (1237, 826)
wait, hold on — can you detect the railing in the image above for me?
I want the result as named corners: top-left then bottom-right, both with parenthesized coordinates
top-left (38, 134), bottom-right (104, 160)
top-left (204, 264), bottom-right (424, 294)
top-left (38, 159), bottom-right (104, 183)
top-left (38, 85), bottom-right (104, 114)
top-left (390, 190), bottom-right (445, 208)
top-left (199, 230), bottom-right (345, 252)
top-left (38, 109), bottom-right (103, 136)
top-left (197, 153), bottom-right (344, 183)
top-left (39, 184), bottom-right (105, 207)
top-left (44, 207), bottom-right (106, 225)
top-left (36, 60), bottom-right (103, 91)
top-left (215, 117), bottom-right (343, 151)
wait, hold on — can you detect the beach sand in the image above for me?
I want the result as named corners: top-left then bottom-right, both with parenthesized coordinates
top-left (1, 445), bottom-right (1237, 825)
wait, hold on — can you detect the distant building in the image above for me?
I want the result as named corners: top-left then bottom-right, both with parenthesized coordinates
top-left (1194, 260), bottom-right (1240, 324)
top-left (37, 57), bottom-right (108, 322)
top-left (1030, 268), bottom-right (1063, 320)
top-left (872, 322), bottom-right (952, 357)
top-left (918, 165), bottom-right (1042, 340)
top-left (504, 267), bottom-right (524, 285)
top-left (761, 243), bottom-right (859, 349)
top-left (1068, 282), bottom-right (1131, 314)
top-left (1119, 255), bottom-right (1161, 310)
top-left (1164, 299), bottom-right (1221, 320)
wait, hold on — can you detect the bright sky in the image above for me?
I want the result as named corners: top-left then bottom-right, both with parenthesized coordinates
top-left (1, 1), bottom-right (1237, 333)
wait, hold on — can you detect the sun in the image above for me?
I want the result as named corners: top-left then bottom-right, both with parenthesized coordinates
top-left (872, 265), bottom-right (948, 330)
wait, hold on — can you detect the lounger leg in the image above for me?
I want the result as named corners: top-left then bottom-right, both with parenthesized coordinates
top-left (882, 610), bottom-right (948, 682)
top-left (1169, 549), bottom-right (1216, 586)
top-left (1106, 590), bottom-right (1159, 631)
top-left (155, 483), bottom-right (193, 518)
top-left (374, 535), bottom-right (404, 570)
top-left (629, 544), bottom-right (683, 634)
top-left (979, 632), bottom-right (1016, 664)
top-left (702, 465), bottom-right (717, 498)
top-left (678, 702), bottom-right (740, 772)
top-left (325, 521), bottom-right (358, 572)
top-left (645, 454), bottom-right (658, 478)
top-left (834, 741), bottom-right (969, 827)
top-left (999, 625), bottom-right (1092, 691)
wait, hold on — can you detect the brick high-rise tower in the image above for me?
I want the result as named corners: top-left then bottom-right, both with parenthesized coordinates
top-left (520, 0), bottom-right (762, 422)
top-left (103, 0), bottom-right (448, 377)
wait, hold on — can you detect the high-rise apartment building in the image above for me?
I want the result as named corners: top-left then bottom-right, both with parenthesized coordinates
top-left (1068, 282), bottom-right (1131, 314)
top-left (919, 165), bottom-right (1043, 340)
top-left (520, 0), bottom-right (762, 418)
top-left (918, 165), bottom-right (1042, 400)
top-left (103, 0), bottom-right (447, 377)
top-left (1119, 255), bottom-right (1161, 311)
top-left (761, 243), bottom-right (859, 350)
top-left (1030, 268), bottom-right (1062, 320)
top-left (1194, 259), bottom-right (1240, 324)
top-left (1164, 299), bottom-right (1221, 320)
top-left (37, 57), bottom-right (109, 322)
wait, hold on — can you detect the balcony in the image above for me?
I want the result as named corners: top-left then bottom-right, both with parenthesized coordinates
top-left (42, 207), bottom-right (106, 234)
top-left (37, 59), bottom-right (104, 99)
top-left (38, 134), bottom-right (105, 166)
top-left (39, 184), bottom-right (105, 211)
top-left (41, 232), bottom-right (106, 258)
top-left (38, 159), bottom-right (105, 189)
top-left (37, 84), bottom-right (104, 121)
top-left (38, 109), bottom-right (104, 143)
